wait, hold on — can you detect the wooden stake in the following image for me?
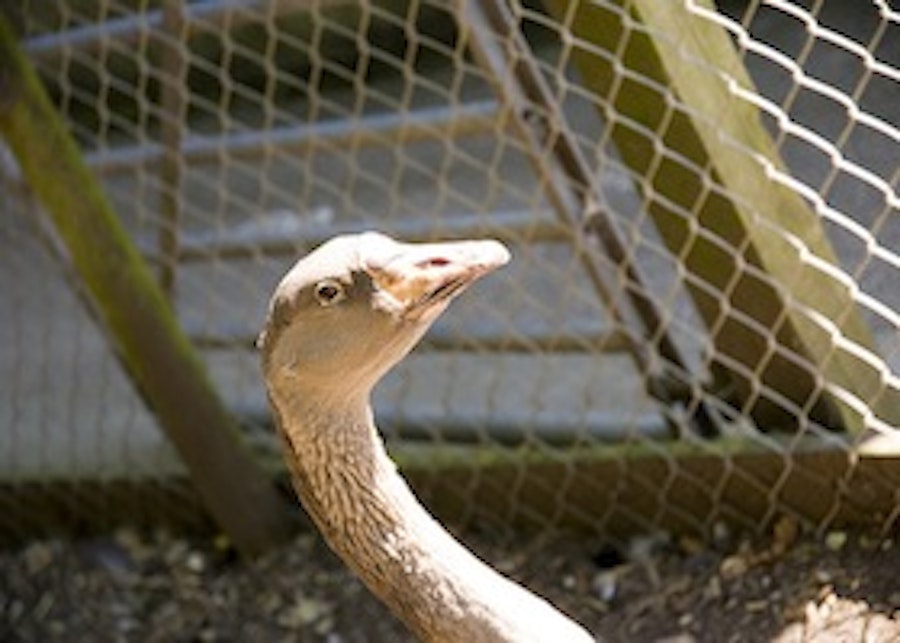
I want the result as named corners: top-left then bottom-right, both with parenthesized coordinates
top-left (0, 14), bottom-right (295, 557)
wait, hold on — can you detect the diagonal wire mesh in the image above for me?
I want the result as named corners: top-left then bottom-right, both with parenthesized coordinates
top-left (1, 0), bottom-right (898, 550)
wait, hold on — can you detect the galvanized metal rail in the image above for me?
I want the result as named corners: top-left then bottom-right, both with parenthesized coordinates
top-left (458, 0), bottom-right (721, 436)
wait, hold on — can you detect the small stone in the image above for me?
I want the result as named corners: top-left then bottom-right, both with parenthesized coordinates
top-left (771, 515), bottom-right (798, 555)
top-left (712, 521), bottom-right (731, 546)
top-left (805, 600), bottom-right (818, 621)
top-left (185, 551), bottom-right (206, 574)
top-left (78, 538), bottom-right (134, 577)
top-left (23, 542), bottom-right (54, 575)
top-left (628, 532), bottom-right (669, 563)
top-left (593, 570), bottom-right (618, 603)
top-left (114, 616), bottom-right (140, 634)
top-left (261, 590), bottom-right (283, 612)
top-left (720, 554), bottom-right (749, 578)
top-left (819, 593), bottom-right (836, 618)
top-left (33, 592), bottom-right (55, 619)
top-left (212, 534), bottom-right (232, 552)
top-left (745, 599), bottom-right (769, 613)
top-left (825, 531), bottom-right (847, 551)
top-left (858, 534), bottom-right (878, 550)
top-left (7, 599), bottom-right (24, 621)
top-left (278, 596), bottom-right (333, 629)
top-left (704, 576), bottom-right (722, 600)
top-left (679, 535), bottom-right (704, 556)
top-left (114, 527), bottom-right (142, 551)
top-left (164, 540), bottom-right (189, 566)
top-left (814, 569), bottom-right (832, 584)
top-left (313, 612), bottom-right (337, 636)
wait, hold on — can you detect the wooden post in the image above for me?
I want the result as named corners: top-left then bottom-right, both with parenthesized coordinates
top-left (0, 14), bottom-right (295, 557)
top-left (155, 0), bottom-right (187, 298)
top-left (541, 0), bottom-right (899, 434)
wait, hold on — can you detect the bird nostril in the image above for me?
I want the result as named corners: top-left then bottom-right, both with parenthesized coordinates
top-left (420, 257), bottom-right (450, 268)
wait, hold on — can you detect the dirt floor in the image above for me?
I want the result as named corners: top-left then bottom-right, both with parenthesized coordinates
top-left (2, 518), bottom-right (898, 642)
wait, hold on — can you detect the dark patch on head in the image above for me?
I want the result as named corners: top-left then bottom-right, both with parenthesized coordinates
top-left (258, 270), bottom-right (377, 360)
top-left (270, 290), bottom-right (302, 336)
top-left (257, 284), bottom-right (305, 359)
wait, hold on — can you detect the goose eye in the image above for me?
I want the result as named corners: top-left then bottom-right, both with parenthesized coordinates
top-left (314, 280), bottom-right (346, 306)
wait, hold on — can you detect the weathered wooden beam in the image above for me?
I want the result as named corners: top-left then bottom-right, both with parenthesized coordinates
top-left (23, 0), bottom-right (342, 62)
top-left (1, 100), bottom-right (501, 181)
top-left (541, 0), bottom-right (899, 434)
top-left (6, 433), bottom-right (896, 545)
top-left (159, 208), bottom-right (570, 263)
top-left (401, 433), bottom-right (900, 539)
top-left (459, 0), bottom-right (726, 437)
top-left (0, 14), bottom-right (295, 557)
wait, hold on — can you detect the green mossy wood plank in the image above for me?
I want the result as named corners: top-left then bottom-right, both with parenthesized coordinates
top-left (5, 433), bottom-right (898, 545)
top-left (0, 15), bottom-right (294, 557)
top-left (542, 0), bottom-right (897, 434)
top-left (399, 436), bottom-right (900, 538)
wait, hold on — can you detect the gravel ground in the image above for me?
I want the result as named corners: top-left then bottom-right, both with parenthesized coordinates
top-left (2, 518), bottom-right (898, 642)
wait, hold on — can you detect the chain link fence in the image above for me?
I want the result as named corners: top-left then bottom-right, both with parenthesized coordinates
top-left (1, 0), bottom-right (898, 545)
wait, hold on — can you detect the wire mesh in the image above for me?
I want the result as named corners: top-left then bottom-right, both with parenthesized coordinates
top-left (1, 0), bottom-right (898, 547)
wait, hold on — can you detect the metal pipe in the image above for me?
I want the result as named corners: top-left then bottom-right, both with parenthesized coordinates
top-left (71, 100), bottom-right (500, 177)
top-left (167, 208), bottom-right (569, 262)
top-left (24, 0), bottom-right (343, 61)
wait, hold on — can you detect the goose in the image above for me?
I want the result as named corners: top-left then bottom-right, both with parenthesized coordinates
top-left (259, 231), bottom-right (593, 642)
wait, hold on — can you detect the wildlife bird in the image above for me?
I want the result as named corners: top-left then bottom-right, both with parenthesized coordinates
top-left (259, 232), bottom-right (594, 642)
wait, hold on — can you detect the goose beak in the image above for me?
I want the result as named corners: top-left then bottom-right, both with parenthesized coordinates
top-left (362, 237), bottom-right (510, 320)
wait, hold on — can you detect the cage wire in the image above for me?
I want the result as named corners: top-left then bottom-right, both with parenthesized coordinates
top-left (1, 0), bottom-right (898, 546)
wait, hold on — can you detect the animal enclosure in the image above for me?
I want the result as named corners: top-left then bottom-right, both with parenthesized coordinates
top-left (1, 0), bottom-right (898, 549)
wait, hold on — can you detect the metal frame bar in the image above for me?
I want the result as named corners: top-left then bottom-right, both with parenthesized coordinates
top-left (23, 0), bottom-right (345, 61)
top-left (458, 0), bottom-right (720, 435)
top-left (156, 0), bottom-right (188, 299)
top-left (139, 208), bottom-right (566, 263)
top-left (1, 101), bottom-right (500, 180)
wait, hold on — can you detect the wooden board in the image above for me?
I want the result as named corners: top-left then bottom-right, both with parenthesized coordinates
top-left (0, 14), bottom-right (293, 557)
top-left (4, 436), bottom-right (898, 546)
top-left (540, 0), bottom-right (899, 434)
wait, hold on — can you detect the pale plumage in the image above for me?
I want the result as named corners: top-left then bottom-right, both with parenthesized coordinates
top-left (259, 232), bottom-right (593, 642)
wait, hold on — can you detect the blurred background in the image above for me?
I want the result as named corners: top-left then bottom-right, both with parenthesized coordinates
top-left (0, 0), bottom-right (898, 638)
